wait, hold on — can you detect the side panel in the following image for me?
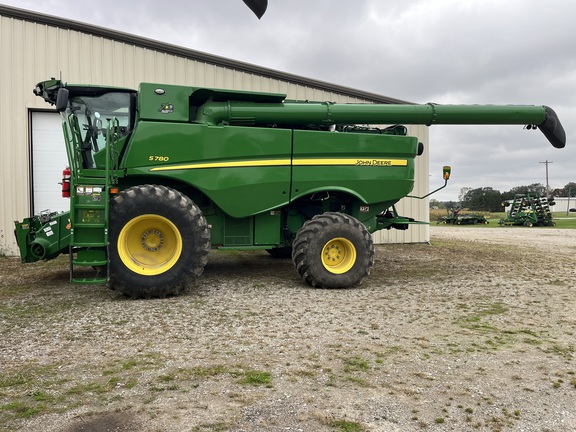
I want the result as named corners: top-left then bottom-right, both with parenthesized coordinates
top-left (204, 212), bottom-right (282, 247)
top-left (137, 83), bottom-right (191, 122)
top-left (291, 130), bottom-right (417, 206)
top-left (121, 122), bottom-right (292, 218)
top-left (254, 211), bottom-right (282, 245)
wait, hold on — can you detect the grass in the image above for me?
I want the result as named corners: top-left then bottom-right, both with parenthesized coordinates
top-left (0, 401), bottom-right (45, 419)
top-left (549, 216), bottom-right (576, 228)
top-left (456, 301), bottom-right (509, 331)
top-left (542, 344), bottom-right (575, 360)
top-left (450, 300), bottom-right (576, 358)
top-left (190, 422), bottom-right (232, 432)
top-left (329, 419), bottom-right (366, 432)
top-left (0, 357), bottom-right (152, 423)
top-left (343, 356), bottom-right (370, 372)
top-left (430, 209), bottom-right (576, 228)
top-left (0, 356), bottom-right (275, 427)
top-left (238, 370), bottom-right (272, 387)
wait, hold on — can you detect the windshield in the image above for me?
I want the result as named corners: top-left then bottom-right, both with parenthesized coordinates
top-left (65, 91), bottom-right (133, 169)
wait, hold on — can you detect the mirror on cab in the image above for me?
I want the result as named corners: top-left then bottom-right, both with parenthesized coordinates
top-left (55, 88), bottom-right (69, 112)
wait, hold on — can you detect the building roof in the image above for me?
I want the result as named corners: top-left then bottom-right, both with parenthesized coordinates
top-left (0, 4), bottom-right (408, 104)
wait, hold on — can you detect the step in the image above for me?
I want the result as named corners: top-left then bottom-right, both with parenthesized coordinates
top-left (72, 247), bottom-right (107, 264)
top-left (73, 242), bottom-right (108, 247)
top-left (72, 259), bottom-right (108, 267)
top-left (74, 204), bottom-right (106, 210)
top-left (74, 223), bottom-right (106, 228)
top-left (71, 277), bottom-right (107, 285)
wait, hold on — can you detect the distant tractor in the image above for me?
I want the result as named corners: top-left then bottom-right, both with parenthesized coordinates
top-left (499, 194), bottom-right (556, 227)
top-left (437, 207), bottom-right (489, 225)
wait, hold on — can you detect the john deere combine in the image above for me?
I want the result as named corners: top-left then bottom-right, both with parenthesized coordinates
top-left (499, 194), bottom-right (556, 227)
top-left (14, 79), bottom-right (566, 297)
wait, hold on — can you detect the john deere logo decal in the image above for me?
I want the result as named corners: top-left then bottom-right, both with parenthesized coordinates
top-left (159, 103), bottom-right (174, 114)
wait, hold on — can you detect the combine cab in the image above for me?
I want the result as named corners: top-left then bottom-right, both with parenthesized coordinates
top-left (499, 194), bottom-right (556, 227)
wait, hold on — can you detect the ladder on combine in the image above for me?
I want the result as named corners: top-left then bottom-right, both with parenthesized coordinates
top-left (69, 181), bottom-right (109, 284)
top-left (66, 118), bottom-right (120, 284)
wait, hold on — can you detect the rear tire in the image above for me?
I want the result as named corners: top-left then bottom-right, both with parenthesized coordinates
top-left (108, 185), bottom-right (210, 298)
top-left (292, 212), bottom-right (374, 288)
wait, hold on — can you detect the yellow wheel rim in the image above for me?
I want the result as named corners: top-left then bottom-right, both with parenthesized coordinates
top-left (321, 237), bottom-right (356, 274)
top-left (118, 214), bottom-right (183, 275)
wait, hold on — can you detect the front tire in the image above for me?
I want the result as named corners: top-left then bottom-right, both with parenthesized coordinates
top-left (108, 185), bottom-right (210, 298)
top-left (292, 212), bottom-right (374, 288)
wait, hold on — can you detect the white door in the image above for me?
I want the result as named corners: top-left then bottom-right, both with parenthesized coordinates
top-left (31, 112), bottom-right (69, 214)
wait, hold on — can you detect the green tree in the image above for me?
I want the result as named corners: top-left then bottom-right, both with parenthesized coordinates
top-left (551, 182), bottom-right (576, 197)
top-left (458, 187), bottom-right (472, 203)
top-left (429, 199), bottom-right (445, 209)
top-left (503, 183), bottom-right (546, 200)
top-left (461, 187), bottom-right (503, 211)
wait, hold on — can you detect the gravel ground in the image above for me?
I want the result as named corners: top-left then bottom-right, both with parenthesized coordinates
top-left (1, 226), bottom-right (575, 431)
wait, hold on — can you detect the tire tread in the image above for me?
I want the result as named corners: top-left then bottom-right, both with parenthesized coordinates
top-left (108, 184), bottom-right (210, 298)
top-left (292, 212), bottom-right (374, 288)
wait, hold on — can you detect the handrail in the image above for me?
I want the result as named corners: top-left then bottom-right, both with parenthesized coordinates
top-left (105, 117), bottom-right (120, 186)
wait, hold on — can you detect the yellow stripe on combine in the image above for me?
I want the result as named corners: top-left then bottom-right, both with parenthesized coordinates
top-left (150, 158), bottom-right (408, 171)
top-left (150, 159), bottom-right (290, 171)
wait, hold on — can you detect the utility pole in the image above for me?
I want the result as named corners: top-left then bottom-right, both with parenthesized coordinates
top-left (539, 160), bottom-right (553, 196)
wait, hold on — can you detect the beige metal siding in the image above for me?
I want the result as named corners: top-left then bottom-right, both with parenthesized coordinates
top-left (1, 16), bottom-right (34, 256)
top-left (372, 125), bottom-right (430, 244)
top-left (0, 12), bottom-right (429, 256)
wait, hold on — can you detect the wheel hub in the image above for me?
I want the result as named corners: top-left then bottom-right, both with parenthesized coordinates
top-left (141, 229), bottom-right (164, 252)
top-left (117, 214), bottom-right (183, 276)
top-left (325, 244), bottom-right (343, 263)
top-left (321, 237), bottom-right (357, 274)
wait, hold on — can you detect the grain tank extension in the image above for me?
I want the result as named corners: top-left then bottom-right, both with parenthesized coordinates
top-left (14, 80), bottom-right (566, 297)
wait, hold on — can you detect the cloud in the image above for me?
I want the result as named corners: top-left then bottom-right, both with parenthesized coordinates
top-left (6, 0), bottom-right (576, 199)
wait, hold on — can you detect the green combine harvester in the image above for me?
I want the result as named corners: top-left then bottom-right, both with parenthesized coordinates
top-left (499, 194), bottom-right (556, 227)
top-left (13, 79), bottom-right (566, 297)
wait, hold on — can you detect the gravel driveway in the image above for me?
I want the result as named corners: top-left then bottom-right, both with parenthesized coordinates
top-left (1, 226), bottom-right (575, 431)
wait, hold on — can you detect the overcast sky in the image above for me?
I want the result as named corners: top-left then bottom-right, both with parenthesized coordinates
top-left (5, 0), bottom-right (575, 200)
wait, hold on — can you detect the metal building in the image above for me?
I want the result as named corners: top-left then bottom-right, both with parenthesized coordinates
top-left (0, 5), bottom-right (430, 256)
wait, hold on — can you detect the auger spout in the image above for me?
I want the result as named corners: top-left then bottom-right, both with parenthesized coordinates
top-left (195, 99), bottom-right (566, 148)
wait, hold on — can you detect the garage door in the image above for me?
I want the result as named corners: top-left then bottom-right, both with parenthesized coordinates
top-left (31, 112), bottom-right (69, 214)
